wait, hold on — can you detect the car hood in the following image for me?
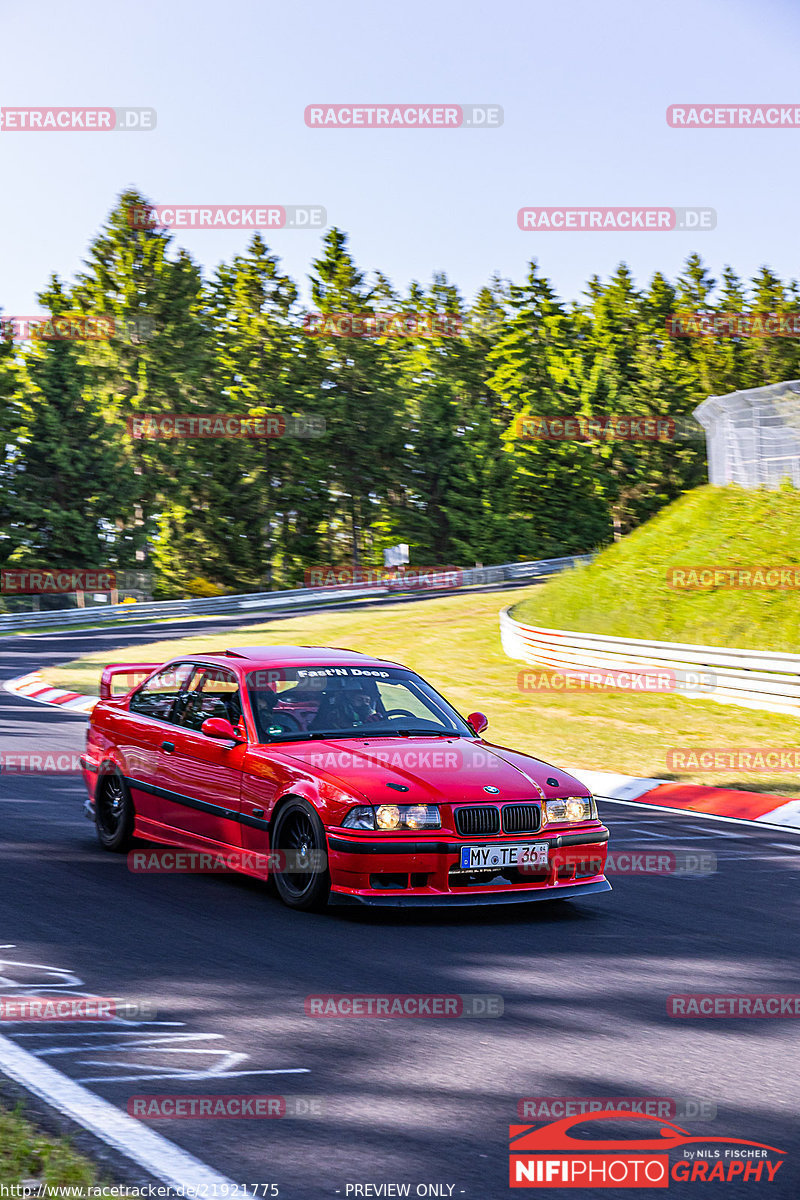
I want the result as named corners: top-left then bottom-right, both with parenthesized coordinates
top-left (275, 736), bottom-right (590, 805)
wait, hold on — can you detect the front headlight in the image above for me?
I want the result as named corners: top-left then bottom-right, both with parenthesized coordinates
top-left (341, 805), bottom-right (375, 830)
top-left (342, 804), bottom-right (441, 831)
top-left (402, 804), bottom-right (440, 830)
top-left (541, 795), bottom-right (597, 825)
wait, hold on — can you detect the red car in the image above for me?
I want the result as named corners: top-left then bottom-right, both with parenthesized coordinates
top-left (81, 646), bottom-right (611, 911)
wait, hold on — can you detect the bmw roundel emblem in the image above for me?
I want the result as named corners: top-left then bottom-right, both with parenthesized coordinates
top-left (483, 785), bottom-right (500, 794)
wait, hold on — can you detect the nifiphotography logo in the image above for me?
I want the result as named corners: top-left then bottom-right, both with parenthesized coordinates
top-left (509, 1112), bottom-right (785, 1187)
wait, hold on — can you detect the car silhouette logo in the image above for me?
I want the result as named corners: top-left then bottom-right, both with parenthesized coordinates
top-left (509, 1110), bottom-right (785, 1154)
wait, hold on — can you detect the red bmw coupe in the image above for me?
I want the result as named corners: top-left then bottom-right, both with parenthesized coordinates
top-left (81, 646), bottom-right (611, 911)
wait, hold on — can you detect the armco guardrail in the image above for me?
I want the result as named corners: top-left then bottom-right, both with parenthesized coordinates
top-left (500, 608), bottom-right (800, 717)
top-left (0, 556), bottom-right (591, 633)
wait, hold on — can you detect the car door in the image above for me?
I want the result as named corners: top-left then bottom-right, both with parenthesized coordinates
top-left (157, 664), bottom-right (247, 853)
top-left (123, 662), bottom-right (195, 830)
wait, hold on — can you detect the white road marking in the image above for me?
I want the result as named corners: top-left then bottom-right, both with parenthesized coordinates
top-left (598, 795), bottom-right (800, 832)
top-left (0, 953), bottom-right (307, 1080)
top-left (29, 1033), bottom-right (226, 1055)
top-left (616, 828), bottom-right (680, 840)
top-left (23, 1030), bottom-right (310, 1083)
top-left (0, 957), bottom-right (83, 989)
top-left (0, 950), bottom-right (310, 1183)
top-left (674, 828), bottom-right (743, 839)
top-left (79, 1067), bottom-right (311, 1083)
top-left (15, 1027), bottom-right (187, 1036)
top-left (0, 1031), bottom-right (236, 1190)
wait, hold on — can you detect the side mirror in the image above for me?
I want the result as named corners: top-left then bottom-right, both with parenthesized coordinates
top-left (201, 717), bottom-right (243, 743)
top-left (468, 711), bottom-right (489, 735)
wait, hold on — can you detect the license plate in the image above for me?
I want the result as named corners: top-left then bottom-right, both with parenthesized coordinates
top-left (459, 842), bottom-right (549, 871)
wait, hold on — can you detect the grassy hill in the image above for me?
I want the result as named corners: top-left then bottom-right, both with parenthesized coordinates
top-left (512, 484), bottom-right (800, 652)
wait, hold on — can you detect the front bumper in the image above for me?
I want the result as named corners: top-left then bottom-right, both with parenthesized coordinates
top-left (330, 878), bottom-right (612, 907)
top-left (328, 825), bottom-right (610, 906)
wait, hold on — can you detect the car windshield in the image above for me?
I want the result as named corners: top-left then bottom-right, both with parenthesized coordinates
top-left (245, 665), bottom-right (473, 743)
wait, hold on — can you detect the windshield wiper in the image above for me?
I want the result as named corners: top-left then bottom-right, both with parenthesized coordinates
top-left (263, 728), bottom-right (459, 743)
top-left (263, 729), bottom-right (332, 743)
top-left (389, 728), bottom-right (456, 737)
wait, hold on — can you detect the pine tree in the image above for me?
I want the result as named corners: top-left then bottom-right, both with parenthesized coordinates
top-left (72, 190), bottom-right (212, 581)
top-left (207, 234), bottom-right (328, 590)
top-left (488, 262), bottom-right (610, 556)
top-left (7, 278), bottom-right (126, 575)
top-left (746, 266), bottom-right (800, 387)
top-left (307, 228), bottom-right (405, 566)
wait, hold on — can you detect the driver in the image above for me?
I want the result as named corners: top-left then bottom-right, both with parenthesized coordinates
top-left (324, 683), bottom-right (383, 728)
top-left (346, 687), bottom-right (382, 724)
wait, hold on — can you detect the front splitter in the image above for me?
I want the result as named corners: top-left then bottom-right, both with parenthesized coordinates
top-left (329, 877), bottom-right (612, 907)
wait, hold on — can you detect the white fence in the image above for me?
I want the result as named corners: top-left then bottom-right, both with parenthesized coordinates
top-left (694, 380), bottom-right (800, 489)
top-left (500, 609), bottom-right (800, 717)
top-left (0, 555), bottom-right (591, 634)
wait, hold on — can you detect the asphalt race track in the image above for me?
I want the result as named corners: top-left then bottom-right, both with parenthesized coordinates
top-left (2, 620), bottom-right (800, 1197)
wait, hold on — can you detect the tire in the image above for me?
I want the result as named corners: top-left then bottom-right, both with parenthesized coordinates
top-left (270, 798), bottom-right (330, 911)
top-left (95, 771), bottom-right (135, 852)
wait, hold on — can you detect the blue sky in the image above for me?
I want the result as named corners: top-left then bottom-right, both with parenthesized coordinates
top-left (1, 0), bottom-right (799, 315)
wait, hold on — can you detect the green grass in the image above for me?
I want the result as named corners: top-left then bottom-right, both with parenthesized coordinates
top-left (39, 587), bottom-right (800, 796)
top-left (512, 484), bottom-right (800, 651)
top-left (0, 1100), bottom-right (113, 1189)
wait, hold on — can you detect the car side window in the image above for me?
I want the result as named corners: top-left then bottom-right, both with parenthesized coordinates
top-left (171, 666), bottom-right (244, 733)
top-left (128, 663), bottom-right (194, 724)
